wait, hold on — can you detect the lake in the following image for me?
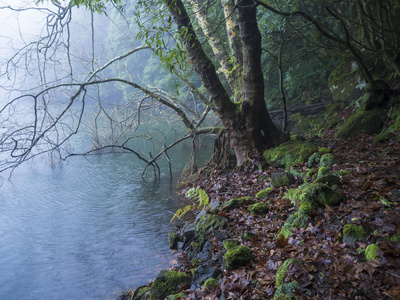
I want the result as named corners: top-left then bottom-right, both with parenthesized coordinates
top-left (0, 153), bottom-right (188, 299)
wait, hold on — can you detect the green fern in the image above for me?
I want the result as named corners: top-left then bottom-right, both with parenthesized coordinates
top-left (171, 187), bottom-right (210, 222)
top-left (283, 188), bottom-right (302, 207)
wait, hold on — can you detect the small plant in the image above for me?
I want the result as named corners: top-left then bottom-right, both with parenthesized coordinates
top-left (283, 188), bottom-right (302, 207)
top-left (171, 187), bottom-right (210, 222)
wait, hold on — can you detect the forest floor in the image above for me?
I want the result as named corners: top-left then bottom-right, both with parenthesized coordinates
top-left (166, 126), bottom-right (400, 299)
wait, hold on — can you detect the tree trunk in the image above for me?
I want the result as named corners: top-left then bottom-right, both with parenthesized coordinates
top-left (165, 0), bottom-right (287, 166)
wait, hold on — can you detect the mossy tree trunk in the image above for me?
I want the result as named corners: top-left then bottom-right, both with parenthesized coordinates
top-left (165, 0), bottom-right (287, 166)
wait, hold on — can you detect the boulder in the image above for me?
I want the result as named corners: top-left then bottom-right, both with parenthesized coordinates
top-left (150, 270), bottom-right (191, 300)
top-left (342, 224), bottom-right (366, 245)
top-left (320, 153), bottom-right (335, 167)
top-left (224, 245), bottom-right (254, 270)
top-left (195, 214), bottom-right (228, 238)
top-left (314, 174), bottom-right (341, 187)
top-left (190, 265), bottom-right (222, 290)
top-left (271, 172), bottom-right (295, 187)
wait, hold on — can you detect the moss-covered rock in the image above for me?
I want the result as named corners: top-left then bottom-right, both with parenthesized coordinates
top-left (132, 286), bottom-right (151, 300)
top-left (320, 153), bottom-right (335, 167)
top-left (336, 108), bottom-right (385, 138)
top-left (317, 166), bottom-right (330, 178)
top-left (167, 293), bottom-right (185, 300)
top-left (224, 245), bottom-right (254, 270)
top-left (365, 244), bottom-right (381, 261)
top-left (191, 258), bottom-right (201, 268)
top-left (277, 211), bottom-right (310, 239)
top-left (300, 182), bottom-right (342, 208)
top-left (307, 152), bottom-right (321, 168)
top-left (256, 187), bottom-right (273, 199)
top-left (342, 224), bottom-right (366, 245)
top-left (274, 281), bottom-right (301, 300)
top-left (390, 234), bottom-right (400, 243)
top-left (195, 214), bottom-right (228, 238)
top-left (271, 172), bottom-right (295, 187)
top-left (150, 270), bottom-right (191, 300)
top-left (276, 259), bottom-right (302, 287)
top-left (314, 174), bottom-right (341, 187)
top-left (168, 233), bottom-right (181, 250)
top-left (203, 278), bottom-right (218, 289)
top-left (223, 197), bottom-right (250, 210)
top-left (319, 147), bottom-right (332, 154)
top-left (263, 140), bottom-right (318, 169)
top-left (248, 202), bottom-right (269, 214)
top-left (223, 239), bottom-right (240, 251)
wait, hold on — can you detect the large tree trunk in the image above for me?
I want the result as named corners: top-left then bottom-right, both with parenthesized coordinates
top-left (165, 0), bottom-right (287, 166)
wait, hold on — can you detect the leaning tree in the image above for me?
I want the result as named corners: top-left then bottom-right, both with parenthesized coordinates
top-left (0, 0), bottom-right (288, 177)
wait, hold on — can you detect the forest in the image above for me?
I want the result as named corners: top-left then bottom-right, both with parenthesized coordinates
top-left (0, 0), bottom-right (399, 299)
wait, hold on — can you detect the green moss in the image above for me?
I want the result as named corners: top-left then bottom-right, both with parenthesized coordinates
top-left (203, 278), bottom-right (218, 289)
top-left (195, 214), bottom-right (228, 237)
top-left (306, 168), bottom-right (317, 178)
top-left (300, 182), bottom-right (342, 208)
top-left (373, 133), bottom-right (390, 144)
top-left (277, 211), bottom-right (310, 239)
top-left (317, 166), bottom-right (330, 178)
top-left (168, 233), bottom-right (180, 250)
top-left (191, 258), bottom-right (201, 268)
top-left (314, 174), bottom-right (341, 187)
top-left (224, 245), bottom-right (254, 270)
top-left (276, 259), bottom-right (302, 287)
top-left (263, 140), bottom-right (318, 169)
top-left (307, 152), bottom-right (321, 168)
top-left (223, 197), bottom-right (249, 210)
top-left (274, 281), bottom-right (301, 299)
top-left (326, 102), bottom-right (346, 114)
top-left (271, 172), bottom-right (295, 187)
top-left (256, 187), bottom-right (272, 199)
top-left (390, 234), bottom-right (400, 243)
top-left (343, 224), bottom-right (366, 244)
top-left (150, 270), bottom-right (191, 300)
top-left (298, 198), bottom-right (314, 214)
top-left (365, 244), bottom-right (381, 261)
top-left (336, 108), bottom-right (385, 138)
top-left (320, 154), bottom-right (335, 167)
top-left (248, 202), bottom-right (269, 214)
top-left (167, 293), bottom-right (185, 300)
top-left (132, 286), bottom-right (150, 300)
top-left (223, 239), bottom-right (240, 250)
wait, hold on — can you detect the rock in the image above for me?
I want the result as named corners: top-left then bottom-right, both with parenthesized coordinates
top-left (223, 197), bottom-right (249, 211)
top-left (190, 265), bottom-right (222, 290)
top-left (168, 233), bottom-right (181, 250)
top-left (209, 200), bottom-right (221, 212)
top-left (318, 147), bottom-right (332, 153)
top-left (195, 210), bottom-right (207, 222)
top-left (342, 224), bottom-right (366, 245)
top-left (271, 172), bottom-right (295, 187)
top-left (365, 244), bottom-right (381, 261)
top-left (336, 108), bottom-right (385, 139)
top-left (223, 239), bottom-right (240, 250)
top-left (195, 240), bottom-right (212, 261)
top-left (320, 153), bottom-right (335, 167)
top-left (274, 281), bottom-right (301, 299)
top-left (300, 182), bottom-right (342, 209)
top-left (182, 223), bottom-right (196, 249)
top-left (307, 152), bottom-right (321, 168)
top-left (276, 259), bottom-right (302, 287)
top-left (263, 140), bottom-right (318, 169)
top-left (277, 211), bottom-right (310, 239)
top-left (256, 188), bottom-right (273, 199)
top-left (131, 286), bottom-right (151, 300)
top-left (203, 278), bottom-right (218, 289)
top-left (314, 174), bottom-right (341, 187)
top-left (224, 245), bottom-right (254, 270)
top-left (150, 270), bottom-right (191, 300)
top-left (248, 202), bottom-right (269, 214)
top-left (195, 214), bottom-right (228, 238)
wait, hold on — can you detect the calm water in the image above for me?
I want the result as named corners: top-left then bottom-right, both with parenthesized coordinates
top-left (0, 154), bottom-right (187, 300)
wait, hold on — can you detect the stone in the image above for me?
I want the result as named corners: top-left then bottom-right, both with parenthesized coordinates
top-left (224, 245), bottom-right (254, 270)
top-left (300, 182), bottom-right (342, 208)
top-left (190, 265), bottom-right (222, 290)
top-left (223, 197), bottom-right (249, 210)
top-left (276, 259), bottom-right (302, 287)
top-left (277, 211), bottom-right (310, 239)
top-left (263, 140), bottom-right (318, 169)
top-left (365, 244), bottom-right (381, 261)
top-left (307, 152), bottom-right (321, 168)
top-left (195, 214), bottom-right (228, 238)
top-left (256, 188), bottom-right (273, 199)
top-left (274, 281), bottom-right (301, 299)
top-left (182, 223), bottom-right (196, 249)
top-left (314, 174), bottom-right (341, 187)
top-left (271, 172), bottom-right (295, 187)
top-left (203, 278), bottom-right (218, 289)
top-left (168, 233), bottom-right (181, 250)
top-left (150, 270), bottom-right (191, 300)
top-left (248, 202), bottom-right (269, 214)
top-left (342, 224), bottom-right (366, 245)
